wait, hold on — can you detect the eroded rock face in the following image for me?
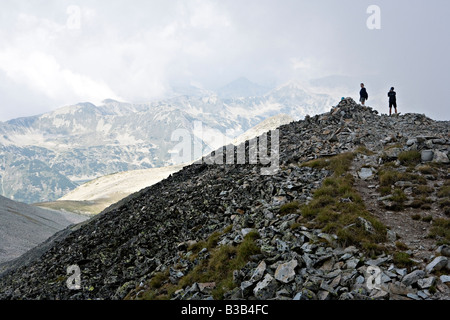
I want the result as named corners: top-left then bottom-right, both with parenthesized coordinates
top-left (0, 98), bottom-right (449, 301)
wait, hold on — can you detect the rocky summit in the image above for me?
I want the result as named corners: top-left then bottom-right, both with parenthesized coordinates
top-left (0, 98), bottom-right (449, 301)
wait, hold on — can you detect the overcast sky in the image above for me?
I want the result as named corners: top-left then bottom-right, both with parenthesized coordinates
top-left (0, 0), bottom-right (449, 121)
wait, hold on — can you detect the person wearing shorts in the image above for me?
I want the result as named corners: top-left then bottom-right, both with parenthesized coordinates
top-left (388, 87), bottom-right (397, 115)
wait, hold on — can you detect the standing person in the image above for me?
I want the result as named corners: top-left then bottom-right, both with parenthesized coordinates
top-left (388, 87), bottom-right (397, 115)
top-left (359, 83), bottom-right (368, 105)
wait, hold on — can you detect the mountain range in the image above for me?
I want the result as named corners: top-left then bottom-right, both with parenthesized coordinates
top-left (0, 79), bottom-right (335, 204)
top-left (35, 113), bottom-right (294, 215)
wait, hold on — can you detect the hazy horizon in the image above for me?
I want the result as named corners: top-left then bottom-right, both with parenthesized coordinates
top-left (1, 0), bottom-right (449, 121)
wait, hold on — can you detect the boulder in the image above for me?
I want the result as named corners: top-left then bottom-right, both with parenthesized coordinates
top-left (274, 259), bottom-right (298, 283)
top-left (421, 150), bottom-right (434, 162)
top-left (432, 150), bottom-right (449, 163)
top-left (253, 274), bottom-right (277, 300)
top-left (384, 148), bottom-right (402, 160)
top-left (402, 270), bottom-right (425, 286)
top-left (358, 167), bottom-right (374, 180)
top-left (417, 277), bottom-right (435, 289)
top-left (425, 256), bottom-right (448, 273)
top-left (436, 245), bottom-right (450, 257)
top-left (250, 260), bottom-right (267, 282)
top-left (440, 275), bottom-right (450, 284)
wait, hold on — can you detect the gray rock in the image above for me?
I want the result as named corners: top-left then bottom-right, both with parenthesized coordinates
top-left (317, 290), bottom-right (331, 300)
top-left (318, 232), bottom-right (337, 244)
top-left (293, 289), bottom-right (317, 300)
top-left (241, 228), bottom-right (255, 237)
top-left (355, 275), bottom-right (365, 284)
top-left (388, 281), bottom-right (415, 296)
top-left (387, 229), bottom-right (397, 242)
top-left (302, 253), bottom-right (314, 269)
top-left (345, 258), bottom-right (360, 269)
top-left (198, 282), bottom-right (216, 293)
top-left (276, 288), bottom-right (291, 298)
top-left (250, 260), bottom-right (267, 282)
top-left (384, 148), bottom-right (402, 160)
top-left (425, 256), bottom-right (448, 273)
top-left (432, 150), bottom-right (450, 163)
top-left (358, 167), bottom-right (374, 180)
top-left (274, 259), bottom-right (298, 283)
top-left (402, 270), bottom-right (425, 287)
top-left (436, 245), bottom-right (450, 257)
top-left (417, 290), bottom-right (429, 299)
top-left (253, 274), bottom-right (277, 300)
top-left (240, 281), bottom-right (254, 297)
top-left (369, 289), bottom-right (389, 300)
top-left (421, 150), bottom-right (434, 162)
top-left (395, 268), bottom-right (407, 277)
top-left (339, 292), bottom-right (355, 300)
top-left (366, 256), bottom-right (389, 267)
top-left (406, 293), bottom-right (421, 300)
top-left (440, 275), bottom-right (450, 284)
top-left (275, 239), bottom-right (289, 252)
top-left (432, 138), bottom-right (447, 145)
top-left (417, 277), bottom-right (435, 289)
top-left (356, 217), bottom-right (375, 234)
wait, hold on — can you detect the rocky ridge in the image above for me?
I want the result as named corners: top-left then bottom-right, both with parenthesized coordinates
top-left (0, 98), bottom-right (449, 300)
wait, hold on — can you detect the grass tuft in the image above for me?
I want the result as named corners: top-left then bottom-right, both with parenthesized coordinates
top-left (428, 218), bottom-right (450, 245)
top-left (301, 152), bottom-right (387, 252)
top-left (279, 201), bottom-right (300, 215)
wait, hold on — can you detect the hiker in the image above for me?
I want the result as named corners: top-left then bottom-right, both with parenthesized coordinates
top-left (388, 87), bottom-right (397, 115)
top-left (359, 83), bottom-right (368, 105)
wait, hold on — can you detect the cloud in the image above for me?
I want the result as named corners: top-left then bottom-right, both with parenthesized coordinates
top-left (0, 0), bottom-right (449, 121)
top-left (0, 49), bottom-right (120, 105)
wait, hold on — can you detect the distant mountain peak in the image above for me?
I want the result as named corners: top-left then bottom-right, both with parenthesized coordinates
top-left (272, 79), bottom-right (309, 92)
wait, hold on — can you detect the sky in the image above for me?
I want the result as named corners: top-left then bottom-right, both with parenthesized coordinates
top-left (0, 0), bottom-right (449, 121)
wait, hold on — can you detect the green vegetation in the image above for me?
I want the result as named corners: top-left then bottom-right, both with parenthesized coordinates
top-left (437, 185), bottom-right (450, 199)
top-left (395, 241), bottom-right (409, 251)
top-left (129, 227), bottom-right (261, 300)
top-left (397, 150), bottom-right (421, 166)
top-left (378, 170), bottom-right (426, 188)
top-left (355, 146), bottom-right (376, 156)
top-left (417, 165), bottom-right (436, 175)
top-left (393, 252), bottom-right (415, 268)
top-left (428, 218), bottom-right (450, 245)
top-left (438, 181), bottom-right (450, 216)
top-left (290, 222), bottom-right (302, 230)
top-left (389, 189), bottom-right (407, 211)
top-left (34, 200), bottom-right (103, 215)
top-left (301, 152), bottom-right (355, 176)
top-left (300, 152), bottom-right (387, 252)
top-left (180, 230), bottom-right (261, 299)
top-left (414, 185), bottom-right (434, 195)
top-left (279, 201), bottom-right (300, 215)
top-left (377, 157), bottom-right (435, 212)
top-left (409, 196), bottom-right (433, 209)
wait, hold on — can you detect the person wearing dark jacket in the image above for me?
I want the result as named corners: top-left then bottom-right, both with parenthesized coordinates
top-left (359, 83), bottom-right (368, 105)
top-left (388, 87), bottom-right (397, 115)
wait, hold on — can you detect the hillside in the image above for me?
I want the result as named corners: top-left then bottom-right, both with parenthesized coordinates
top-left (0, 98), bottom-right (448, 301)
top-left (0, 195), bottom-right (88, 264)
top-left (36, 164), bottom-right (187, 215)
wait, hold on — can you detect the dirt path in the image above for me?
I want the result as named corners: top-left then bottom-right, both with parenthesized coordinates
top-left (350, 154), bottom-right (446, 267)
